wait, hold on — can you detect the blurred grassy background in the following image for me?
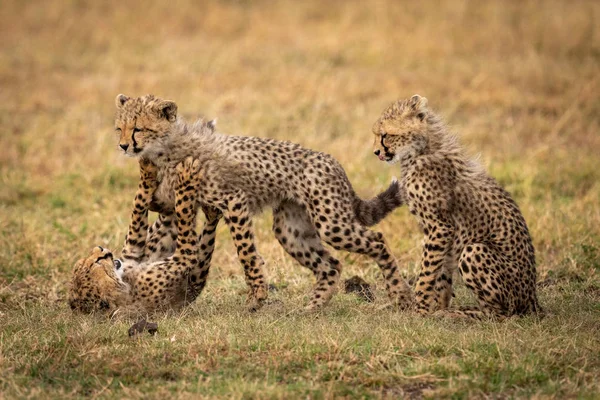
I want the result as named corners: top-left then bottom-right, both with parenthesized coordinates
top-left (1, 0), bottom-right (599, 398)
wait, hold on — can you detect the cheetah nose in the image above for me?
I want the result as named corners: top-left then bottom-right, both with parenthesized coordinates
top-left (120, 144), bottom-right (129, 151)
top-left (374, 150), bottom-right (380, 156)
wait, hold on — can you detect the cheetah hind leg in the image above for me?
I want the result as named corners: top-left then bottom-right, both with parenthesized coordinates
top-left (441, 243), bottom-right (515, 320)
top-left (432, 306), bottom-right (507, 321)
top-left (272, 201), bottom-right (341, 311)
top-left (310, 217), bottom-right (414, 310)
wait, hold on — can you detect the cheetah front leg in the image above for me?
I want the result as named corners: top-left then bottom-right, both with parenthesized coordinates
top-left (136, 157), bottom-right (203, 309)
top-left (121, 158), bottom-right (158, 264)
top-left (186, 205), bottom-right (222, 298)
top-left (169, 157), bottom-right (202, 266)
top-left (223, 194), bottom-right (268, 312)
top-left (414, 218), bottom-right (454, 315)
top-left (433, 263), bottom-right (455, 311)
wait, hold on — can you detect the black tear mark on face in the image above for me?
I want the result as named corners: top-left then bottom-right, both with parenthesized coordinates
top-left (95, 252), bottom-right (113, 263)
top-left (132, 130), bottom-right (142, 153)
top-left (131, 118), bottom-right (142, 153)
top-left (381, 134), bottom-right (394, 159)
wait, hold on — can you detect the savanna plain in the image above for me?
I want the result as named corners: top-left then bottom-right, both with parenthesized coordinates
top-left (1, 1), bottom-right (599, 398)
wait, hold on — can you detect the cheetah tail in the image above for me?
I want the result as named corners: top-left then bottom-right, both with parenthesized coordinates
top-left (353, 178), bottom-right (404, 227)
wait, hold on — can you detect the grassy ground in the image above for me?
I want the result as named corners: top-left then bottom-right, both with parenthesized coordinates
top-left (1, 0), bottom-right (599, 398)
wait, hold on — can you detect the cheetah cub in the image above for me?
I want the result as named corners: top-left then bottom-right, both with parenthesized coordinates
top-left (372, 95), bottom-right (541, 319)
top-left (114, 94), bottom-right (414, 311)
top-left (68, 157), bottom-right (219, 315)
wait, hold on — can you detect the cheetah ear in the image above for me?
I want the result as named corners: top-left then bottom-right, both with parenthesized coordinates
top-left (409, 94), bottom-right (428, 121)
top-left (155, 100), bottom-right (178, 122)
top-left (115, 94), bottom-right (130, 108)
top-left (207, 118), bottom-right (217, 132)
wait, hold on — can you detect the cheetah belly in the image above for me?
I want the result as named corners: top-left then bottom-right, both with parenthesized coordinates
top-left (152, 160), bottom-right (295, 216)
top-left (153, 168), bottom-right (178, 211)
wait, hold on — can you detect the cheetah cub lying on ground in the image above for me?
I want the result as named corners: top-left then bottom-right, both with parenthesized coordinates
top-left (69, 157), bottom-right (219, 315)
top-left (114, 94), bottom-right (414, 311)
top-left (372, 95), bottom-right (541, 319)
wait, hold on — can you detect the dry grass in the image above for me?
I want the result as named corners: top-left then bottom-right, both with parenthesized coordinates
top-left (1, 0), bottom-right (599, 398)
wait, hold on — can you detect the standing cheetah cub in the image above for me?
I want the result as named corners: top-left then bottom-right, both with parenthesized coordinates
top-left (372, 95), bottom-right (541, 318)
top-left (114, 94), bottom-right (414, 311)
top-left (68, 157), bottom-right (219, 314)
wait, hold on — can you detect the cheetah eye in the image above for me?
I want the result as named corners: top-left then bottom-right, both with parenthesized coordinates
top-left (115, 127), bottom-right (121, 132)
top-left (113, 259), bottom-right (122, 270)
top-left (133, 127), bottom-right (142, 133)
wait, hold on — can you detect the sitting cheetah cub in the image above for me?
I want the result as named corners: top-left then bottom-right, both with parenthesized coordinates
top-left (68, 157), bottom-right (219, 315)
top-left (114, 94), bottom-right (414, 311)
top-left (372, 95), bottom-right (541, 319)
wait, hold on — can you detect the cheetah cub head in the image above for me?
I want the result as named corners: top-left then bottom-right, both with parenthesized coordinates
top-left (114, 94), bottom-right (217, 158)
top-left (115, 94), bottom-right (177, 157)
top-left (114, 94), bottom-right (178, 158)
top-left (372, 94), bottom-right (431, 164)
top-left (68, 246), bottom-right (129, 313)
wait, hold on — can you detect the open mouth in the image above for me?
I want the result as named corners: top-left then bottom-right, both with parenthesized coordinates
top-left (378, 153), bottom-right (394, 162)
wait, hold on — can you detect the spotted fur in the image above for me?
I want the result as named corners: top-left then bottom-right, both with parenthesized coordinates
top-left (114, 94), bottom-right (413, 311)
top-left (68, 157), bottom-right (221, 315)
top-left (372, 95), bottom-right (541, 319)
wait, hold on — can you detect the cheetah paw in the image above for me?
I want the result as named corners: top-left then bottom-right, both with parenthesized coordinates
top-left (176, 156), bottom-right (202, 188)
top-left (247, 298), bottom-right (265, 313)
top-left (302, 302), bottom-right (325, 314)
